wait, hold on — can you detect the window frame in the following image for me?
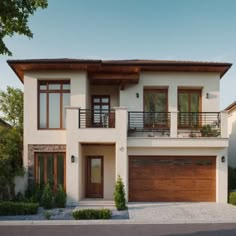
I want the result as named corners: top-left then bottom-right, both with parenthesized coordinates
top-left (38, 80), bottom-right (70, 130)
top-left (143, 88), bottom-right (169, 128)
top-left (178, 89), bottom-right (202, 129)
top-left (34, 152), bottom-right (66, 191)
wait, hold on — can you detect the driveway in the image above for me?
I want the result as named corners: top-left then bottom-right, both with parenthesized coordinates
top-left (128, 202), bottom-right (236, 223)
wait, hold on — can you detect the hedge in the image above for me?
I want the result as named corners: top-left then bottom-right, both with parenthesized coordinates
top-left (72, 208), bottom-right (112, 220)
top-left (0, 202), bottom-right (39, 215)
top-left (229, 192), bottom-right (236, 205)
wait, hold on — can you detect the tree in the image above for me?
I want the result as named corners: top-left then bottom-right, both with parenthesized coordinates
top-left (0, 0), bottom-right (48, 56)
top-left (0, 86), bottom-right (23, 131)
top-left (114, 175), bottom-right (127, 210)
top-left (0, 87), bottom-right (24, 200)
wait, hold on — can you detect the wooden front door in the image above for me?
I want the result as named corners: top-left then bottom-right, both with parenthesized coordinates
top-left (86, 156), bottom-right (103, 198)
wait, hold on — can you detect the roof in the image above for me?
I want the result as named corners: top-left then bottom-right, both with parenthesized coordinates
top-left (7, 58), bottom-right (232, 84)
top-left (225, 101), bottom-right (236, 112)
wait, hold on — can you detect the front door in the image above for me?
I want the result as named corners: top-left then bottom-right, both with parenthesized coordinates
top-left (86, 156), bottom-right (103, 198)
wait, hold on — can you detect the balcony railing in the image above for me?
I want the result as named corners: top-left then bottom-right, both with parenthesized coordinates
top-left (178, 112), bottom-right (221, 137)
top-left (128, 112), bottom-right (171, 137)
top-left (128, 111), bottom-right (222, 138)
top-left (79, 109), bottom-right (115, 128)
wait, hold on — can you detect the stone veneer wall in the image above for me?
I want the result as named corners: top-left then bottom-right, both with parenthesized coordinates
top-left (28, 144), bottom-right (66, 184)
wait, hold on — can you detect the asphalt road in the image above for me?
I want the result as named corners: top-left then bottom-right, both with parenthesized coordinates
top-left (1, 223), bottom-right (236, 236)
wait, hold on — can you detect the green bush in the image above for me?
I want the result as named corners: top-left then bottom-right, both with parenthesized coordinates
top-left (228, 167), bottom-right (236, 191)
top-left (24, 183), bottom-right (43, 203)
top-left (0, 202), bottom-right (39, 215)
top-left (41, 183), bottom-right (53, 209)
top-left (54, 185), bottom-right (66, 208)
top-left (114, 175), bottom-right (127, 210)
top-left (229, 192), bottom-right (236, 205)
top-left (72, 208), bottom-right (112, 220)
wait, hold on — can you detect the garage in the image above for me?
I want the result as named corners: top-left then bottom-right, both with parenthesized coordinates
top-left (129, 156), bottom-right (216, 202)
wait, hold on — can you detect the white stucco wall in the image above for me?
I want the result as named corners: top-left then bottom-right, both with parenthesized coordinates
top-left (120, 72), bottom-right (220, 112)
top-left (228, 107), bottom-right (236, 167)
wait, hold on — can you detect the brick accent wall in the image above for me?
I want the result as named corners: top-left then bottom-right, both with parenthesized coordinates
top-left (28, 144), bottom-right (66, 184)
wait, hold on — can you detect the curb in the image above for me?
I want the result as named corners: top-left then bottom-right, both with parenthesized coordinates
top-left (1, 220), bottom-right (236, 226)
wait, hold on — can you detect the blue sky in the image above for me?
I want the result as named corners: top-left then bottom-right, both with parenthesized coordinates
top-left (1, 0), bottom-right (236, 109)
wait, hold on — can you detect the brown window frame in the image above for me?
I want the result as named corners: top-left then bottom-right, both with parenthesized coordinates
top-left (34, 152), bottom-right (66, 191)
top-left (178, 89), bottom-right (202, 129)
top-left (91, 95), bottom-right (111, 127)
top-left (143, 88), bottom-right (169, 128)
top-left (38, 80), bottom-right (70, 130)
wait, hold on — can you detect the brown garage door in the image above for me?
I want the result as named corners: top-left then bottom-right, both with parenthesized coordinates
top-left (129, 156), bottom-right (216, 202)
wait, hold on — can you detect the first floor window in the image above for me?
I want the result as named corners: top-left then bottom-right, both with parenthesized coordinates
top-left (35, 153), bottom-right (66, 190)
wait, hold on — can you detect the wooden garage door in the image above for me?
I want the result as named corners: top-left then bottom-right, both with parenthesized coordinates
top-left (129, 156), bottom-right (216, 202)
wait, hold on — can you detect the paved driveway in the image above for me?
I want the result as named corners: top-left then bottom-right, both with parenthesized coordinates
top-left (128, 202), bottom-right (236, 223)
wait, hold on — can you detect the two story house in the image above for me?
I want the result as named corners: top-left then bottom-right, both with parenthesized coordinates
top-left (8, 59), bottom-right (231, 205)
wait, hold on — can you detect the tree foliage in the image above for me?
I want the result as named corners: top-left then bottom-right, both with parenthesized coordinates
top-left (0, 87), bottom-right (24, 200)
top-left (0, 86), bottom-right (23, 131)
top-left (0, 0), bottom-right (48, 55)
top-left (114, 175), bottom-right (127, 211)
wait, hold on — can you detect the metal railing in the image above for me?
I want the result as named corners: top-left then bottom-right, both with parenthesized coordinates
top-left (79, 109), bottom-right (115, 128)
top-left (128, 111), bottom-right (171, 136)
top-left (178, 112), bottom-right (221, 137)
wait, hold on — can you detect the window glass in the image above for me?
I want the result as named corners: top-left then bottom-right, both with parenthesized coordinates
top-left (38, 154), bottom-right (44, 185)
top-left (144, 90), bottom-right (167, 113)
top-left (39, 83), bottom-right (47, 90)
top-left (62, 84), bottom-right (70, 90)
top-left (62, 93), bottom-right (70, 128)
top-left (91, 159), bottom-right (101, 183)
top-left (39, 93), bottom-right (47, 128)
top-left (93, 98), bottom-right (100, 103)
top-left (49, 93), bottom-right (60, 128)
top-left (178, 93), bottom-right (189, 112)
top-left (102, 98), bottom-right (109, 103)
top-left (47, 154), bottom-right (54, 186)
top-left (57, 154), bottom-right (64, 186)
top-left (48, 84), bottom-right (60, 90)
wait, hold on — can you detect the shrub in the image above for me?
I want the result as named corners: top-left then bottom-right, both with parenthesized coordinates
top-left (24, 183), bottom-right (43, 203)
top-left (14, 192), bottom-right (25, 202)
top-left (0, 202), bottom-right (39, 215)
top-left (114, 175), bottom-right (127, 210)
top-left (228, 167), bottom-right (236, 191)
top-left (229, 192), bottom-right (236, 205)
top-left (72, 208), bottom-right (112, 220)
top-left (41, 183), bottom-right (53, 209)
top-left (44, 210), bottom-right (51, 220)
top-left (54, 185), bottom-right (66, 208)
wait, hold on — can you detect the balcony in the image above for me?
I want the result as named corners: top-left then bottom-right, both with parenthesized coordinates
top-left (128, 112), bottom-right (171, 137)
top-left (128, 111), bottom-right (227, 138)
top-left (79, 109), bottom-right (115, 128)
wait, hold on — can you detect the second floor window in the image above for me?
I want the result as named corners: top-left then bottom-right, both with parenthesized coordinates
top-left (38, 81), bottom-right (70, 129)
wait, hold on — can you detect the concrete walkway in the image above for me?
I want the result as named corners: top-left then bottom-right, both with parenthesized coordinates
top-left (128, 202), bottom-right (236, 224)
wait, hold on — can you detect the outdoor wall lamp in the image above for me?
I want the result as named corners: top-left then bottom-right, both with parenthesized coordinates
top-left (206, 93), bottom-right (209, 99)
top-left (136, 93), bottom-right (139, 98)
top-left (71, 155), bottom-right (75, 163)
top-left (221, 156), bottom-right (225, 163)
